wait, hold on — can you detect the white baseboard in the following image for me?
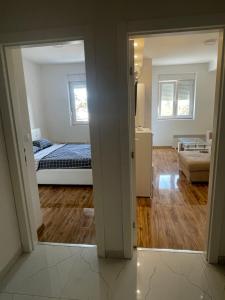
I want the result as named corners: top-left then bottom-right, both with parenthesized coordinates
top-left (105, 250), bottom-right (125, 258)
top-left (0, 248), bottom-right (22, 285)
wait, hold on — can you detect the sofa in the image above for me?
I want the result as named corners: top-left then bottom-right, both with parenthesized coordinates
top-left (178, 151), bottom-right (210, 183)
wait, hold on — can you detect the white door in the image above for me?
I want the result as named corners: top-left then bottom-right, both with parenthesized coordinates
top-left (5, 47), bottom-right (43, 246)
top-left (206, 30), bottom-right (225, 263)
top-left (128, 39), bottom-right (137, 246)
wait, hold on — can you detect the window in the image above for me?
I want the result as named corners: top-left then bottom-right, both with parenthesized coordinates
top-left (158, 75), bottom-right (195, 119)
top-left (69, 81), bottom-right (88, 124)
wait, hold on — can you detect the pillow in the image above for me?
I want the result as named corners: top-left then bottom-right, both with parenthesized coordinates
top-left (33, 139), bottom-right (53, 150)
top-left (33, 146), bottom-right (41, 154)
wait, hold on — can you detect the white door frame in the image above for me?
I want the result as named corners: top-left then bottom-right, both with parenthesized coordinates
top-left (0, 25), bottom-right (106, 257)
top-left (117, 17), bottom-right (225, 262)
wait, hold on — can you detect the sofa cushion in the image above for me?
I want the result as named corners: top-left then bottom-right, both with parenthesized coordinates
top-left (178, 151), bottom-right (210, 172)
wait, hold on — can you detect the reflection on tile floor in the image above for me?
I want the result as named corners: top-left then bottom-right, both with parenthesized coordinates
top-left (0, 244), bottom-right (225, 300)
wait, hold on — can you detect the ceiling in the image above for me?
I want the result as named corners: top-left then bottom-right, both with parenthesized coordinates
top-left (22, 32), bottom-right (219, 67)
top-left (143, 31), bottom-right (219, 66)
top-left (22, 41), bottom-right (85, 64)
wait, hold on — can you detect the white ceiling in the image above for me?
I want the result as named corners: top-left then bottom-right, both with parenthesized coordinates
top-left (143, 31), bottom-right (219, 66)
top-left (22, 32), bottom-right (219, 67)
top-left (22, 41), bottom-right (85, 64)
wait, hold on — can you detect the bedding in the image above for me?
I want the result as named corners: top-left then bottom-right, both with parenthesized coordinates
top-left (34, 143), bottom-right (91, 171)
top-left (33, 138), bottom-right (53, 150)
top-left (34, 143), bottom-right (65, 170)
top-left (33, 146), bottom-right (40, 154)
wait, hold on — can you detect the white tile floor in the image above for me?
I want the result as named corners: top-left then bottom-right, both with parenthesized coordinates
top-left (0, 244), bottom-right (225, 300)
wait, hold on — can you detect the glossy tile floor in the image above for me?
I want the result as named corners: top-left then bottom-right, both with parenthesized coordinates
top-left (1, 244), bottom-right (225, 300)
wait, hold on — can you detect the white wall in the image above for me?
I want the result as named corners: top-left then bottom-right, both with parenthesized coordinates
top-left (40, 63), bottom-right (90, 143)
top-left (151, 63), bottom-right (216, 146)
top-left (0, 118), bottom-right (21, 275)
top-left (23, 58), bottom-right (48, 138)
top-left (0, 4), bottom-right (225, 259)
top-left (23, 60), bottom-right (90, 143)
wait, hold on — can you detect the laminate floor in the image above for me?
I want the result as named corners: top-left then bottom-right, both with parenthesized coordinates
top-left (137, 148), bottom-right (208, 250)
top-left (37, 148), bottom-right (208, 249)
top-left (38, 185), bottom-right (95, 244)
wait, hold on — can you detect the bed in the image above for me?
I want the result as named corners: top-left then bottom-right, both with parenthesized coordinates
top-left (32, 129), bottom-right (93, 185)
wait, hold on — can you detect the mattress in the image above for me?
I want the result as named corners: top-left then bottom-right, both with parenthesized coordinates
top-left (36, 143), bottom-right (91, 170)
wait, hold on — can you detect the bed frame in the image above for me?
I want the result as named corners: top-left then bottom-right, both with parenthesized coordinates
top-left (32, 128), bottom-right (93, 185)
top-left (36, 169), bottom-right (93, 185)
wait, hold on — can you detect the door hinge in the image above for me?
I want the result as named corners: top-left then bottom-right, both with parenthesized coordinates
top-left (129, 66), bottom-right (133, 76)
top-left (131, 151), bottom-right (135, 159)
top-left (133, 221), bottom-right (136, 229)
top-left (24, 148), bottom-right (27, 165)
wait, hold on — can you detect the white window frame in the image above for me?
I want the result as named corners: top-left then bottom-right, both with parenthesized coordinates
top-left (69, 80), bottom-right (89, 125)
top-left (158, 77), bottom-right (196, 120)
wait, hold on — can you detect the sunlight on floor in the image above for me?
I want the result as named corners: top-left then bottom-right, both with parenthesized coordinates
top-left (158, 174), bottom-right (179, 190)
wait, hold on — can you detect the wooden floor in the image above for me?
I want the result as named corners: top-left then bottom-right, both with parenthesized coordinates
top-left (38, 148), bottom-right (208, 250)
top-left (137, 148), bottom-right (208, 250)
top-left (38, 185), bottom-right (95, 244)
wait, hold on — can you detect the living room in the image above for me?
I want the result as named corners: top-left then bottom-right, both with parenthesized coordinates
top-left (134, 30), bottom-right (218, 251)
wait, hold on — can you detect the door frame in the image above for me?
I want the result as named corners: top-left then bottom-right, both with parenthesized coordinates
top-left (0, 25), bottom-right (106, 257)
top-left (117, 18), bottom-right (225, 262)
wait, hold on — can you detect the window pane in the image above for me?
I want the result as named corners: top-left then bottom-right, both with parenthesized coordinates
top-left (161, 100), bottom-right (173, 117)
top-left (177, 80), bottom-right (194, 116)
top-left (177, 100), bottom-right (190, 116)
top-left (73, 87), bottom-right (88, 122)
top-left (160, 83), bottom-right (174, 117)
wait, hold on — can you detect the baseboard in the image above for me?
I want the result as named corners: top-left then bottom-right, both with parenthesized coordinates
top-left (153, 146), bottom-right (173, 149)
top-left (0, 248), bottom-right (22, 285)
top-left (105, 250), bottom-right (124, 258)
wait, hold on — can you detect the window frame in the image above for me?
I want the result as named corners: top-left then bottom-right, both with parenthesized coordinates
top-left (158, 77), bottom-right (196, 120)
top-left (68, 80), bottom-right (89, 125)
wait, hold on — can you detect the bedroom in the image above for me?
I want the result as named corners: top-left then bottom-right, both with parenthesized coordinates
top-left (19, 41), bottom-right (95, 245)
top-left (133, 30), bottom-right (218, 251)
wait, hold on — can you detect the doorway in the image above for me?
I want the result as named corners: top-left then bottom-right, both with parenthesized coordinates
top-left (131, 29), bottom-right (220, 251)
top-left (4, 40), bottom-right (96, 246)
